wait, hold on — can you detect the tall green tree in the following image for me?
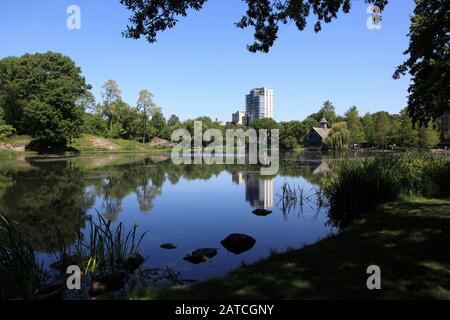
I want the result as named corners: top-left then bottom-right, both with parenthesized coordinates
top-left (101, 80), bottom-right (122, 133)
top-left (345, 106), bottom-right (365, 145)
top-left (136, 90), bottom-right (159, 143)
top-left (393, 0), bottom-right (449, 125)
top-left (0, 52), bottom-right (90, 145)
top-left (361, 113), bottom-right (376, 147)
top-left (372, 112), bottom-right (391, 148)
top-left (150, 111), bottom-right (168, 139)
top-left (417, 122), bottom-right (440, 148)
top-left (397, 109), bottom-right (418, 147)
top-left (167, 115), bottom-right (181, 127)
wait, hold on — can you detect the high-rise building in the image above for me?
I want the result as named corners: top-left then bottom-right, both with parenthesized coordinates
top-left (231, 111), bottom-right (247, 125)
top-left (245, 87), bottom-right (274, 123)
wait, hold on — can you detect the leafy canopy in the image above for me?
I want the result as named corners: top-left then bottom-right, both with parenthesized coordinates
top-left (0, 52), bottom-right (90, 145)
top-left (120, 0), bottom-right (449, 125)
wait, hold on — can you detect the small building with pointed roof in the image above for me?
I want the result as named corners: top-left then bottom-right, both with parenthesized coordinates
top-left (303, 117), bottom-right (331, 150)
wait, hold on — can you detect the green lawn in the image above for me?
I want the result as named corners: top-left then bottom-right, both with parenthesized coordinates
top-left (131, 197), bottom-right (450, 300)
top-left (1, 135), bottom-right (171, 155)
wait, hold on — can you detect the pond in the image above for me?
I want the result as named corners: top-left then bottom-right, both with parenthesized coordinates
top-left (0, 152), bottom-right (358, 281)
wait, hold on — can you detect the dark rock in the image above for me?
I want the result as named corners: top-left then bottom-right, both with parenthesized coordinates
top-left (183, 248), bottom-right (217, 264)
top-left (252, 208), bottom-right (272, 216)
top-left (124, 252), bottom-right (145, 272)
top-left (221, 233), bottom-right (256, 255)
top-left (89, 271), bottom-right (126, 297)
top-left (160, 243), bottom-right (177, 249)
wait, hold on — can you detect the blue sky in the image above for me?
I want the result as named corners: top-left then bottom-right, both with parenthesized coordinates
top-left (0, 0), bottom-right (415, 122)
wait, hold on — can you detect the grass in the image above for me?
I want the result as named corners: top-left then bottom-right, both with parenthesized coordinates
top-left (322, 154), bottom-right (450, 227)
top-left (0, 134), bottom-right (171, 155)
top-left (0, 214), bottom-right (46, 300)
top-left (130, 197), bottom-right (450, 300)
top-left (0, 212), bottom-right (148, 299)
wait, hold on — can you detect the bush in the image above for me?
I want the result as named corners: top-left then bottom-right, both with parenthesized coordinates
top-left (0, 124), bottom-right (16, 139)
top-left (322, 154), bottom-right (450, 227)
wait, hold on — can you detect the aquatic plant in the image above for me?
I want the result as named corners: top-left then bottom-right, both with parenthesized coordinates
top-left (321, 153), bottom-right (450, 227)
top-left (0, 214), bottom-right (46, 300)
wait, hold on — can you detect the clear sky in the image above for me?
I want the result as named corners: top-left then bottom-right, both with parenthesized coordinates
top-left (0, 0), bottom-right (415, 122)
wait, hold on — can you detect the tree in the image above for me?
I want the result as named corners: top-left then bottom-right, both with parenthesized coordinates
top-left (120, 0), bottom-right (389, 53)
top-left (345, 106), bottom-right (365, 145)
top-left (373, 112), bottom-right (391, 148)
top-left (0, 107), bottom-right (15, 139)
top-left (167, 114), bottom-right (181, 126)
top-left (137, 90), bottom-right (159, 143)
top-left (309, 100), bottom-right (337, 124)
top-left (361, 113), bottom-right (376, 147)
top-left (0, 52), bottom-right (90, 145)
top-left (417, 122), bottom-right (440, 148)
top-left (323, 122), bottom-right (350, 150)
top-left (393, 0), bottom-right (449, 125)
top-left (121, 0), bottom-right (449, 125)
top-left (397, 109), bottom-right (418, 147)
top-left (150, 111), bottom-right (168, 139)
top-left (101, 80), bottom-right (122, 133)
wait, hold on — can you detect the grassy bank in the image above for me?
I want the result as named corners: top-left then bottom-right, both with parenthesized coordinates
top-left (131, 197), bottom-right (450, 300)
top-left (0, 135), bottom-right (170, 155)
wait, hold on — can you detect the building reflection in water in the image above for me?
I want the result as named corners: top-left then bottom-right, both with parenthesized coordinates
top-left (232, 172), bottom-right (274, 209)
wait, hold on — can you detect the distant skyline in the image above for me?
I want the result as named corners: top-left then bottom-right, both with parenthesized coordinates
top-left (0, 0), bottom-right (415, 122)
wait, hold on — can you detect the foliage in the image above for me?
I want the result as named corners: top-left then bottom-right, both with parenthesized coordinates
top-left (322, 154), bottom-right (450, 227)
top-left (0, 52), bottom-right (90, 146)
top-left (345, 106), bottom-right (365, 145)
top-left (308, 100), bottom-right (337, 125)
top-left (120, 0), bottom-right (389, 53)
top-left (0, 124), bottom-right (15, 139)
top-left (417, 122), bottom-right (440, 148)
top-left (120, 0), bottom-right (448, 126)
top-left (323, 122), bottom-right (350, 150)
top-left (137, 90), bottom-right (159, 143)
top-left (0, 214), bottom-right (46, 300)
top-left (393, 0), bottom-right (449, 125)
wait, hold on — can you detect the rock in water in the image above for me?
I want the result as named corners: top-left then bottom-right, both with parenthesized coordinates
top-left (160, 243), bottom-right (177, 249)
top-left (221, 233), bottom-right (256, 254)
top-left (124, 253), bottom-right (145, 272)
top-left (89, 272), bottom-right (126, 297)
top-left (183, 248), bottom-right (217, 264)
top-left (252, 208), bottom-right (272, 216)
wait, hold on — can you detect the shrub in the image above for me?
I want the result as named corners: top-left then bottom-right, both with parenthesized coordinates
top-left (322, 154), bottom-right (450, 227)
top-left (0, 124), bottom-right (16, 139)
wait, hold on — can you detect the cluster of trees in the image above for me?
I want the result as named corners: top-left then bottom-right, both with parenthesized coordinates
top-left (0, 52), bottom-right (89, 145)
top-left (0, 52), bottom-right (184, 146)
top-left (0, 52), bottom-right (442, 151)
top-left (314, 101), bottom-right (440, 150)
top-left (120, 0), bottom-right (449, 127)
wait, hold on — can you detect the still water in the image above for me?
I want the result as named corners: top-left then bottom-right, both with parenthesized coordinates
top-left (0, 152), bottom-right (341, 281)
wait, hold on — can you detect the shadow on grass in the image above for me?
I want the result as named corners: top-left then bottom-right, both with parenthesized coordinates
top-left (132, 198), bottom-right (450, 300)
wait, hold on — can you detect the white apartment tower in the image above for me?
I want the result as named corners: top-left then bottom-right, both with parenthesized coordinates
top-left (245, 87), bottom-right (274, 123)
top-left (232, 111), bottom-right (247, 125)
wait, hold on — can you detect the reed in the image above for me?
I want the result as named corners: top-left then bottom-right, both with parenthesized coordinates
top-left (0, 214), bottom-right (46, 300)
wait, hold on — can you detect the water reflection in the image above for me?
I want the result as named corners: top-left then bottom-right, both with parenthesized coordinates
top-left (233, 172), bottom-right (274, 209)
top-left (0, 153), bottom-right (341, 280)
